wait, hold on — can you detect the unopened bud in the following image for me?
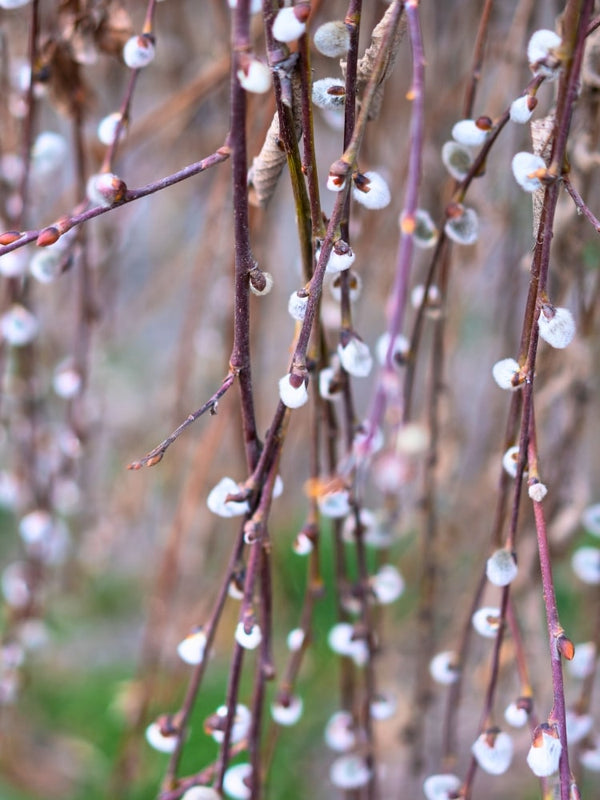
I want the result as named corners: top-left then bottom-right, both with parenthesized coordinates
top-left (557, 633), bottom-right (575, 660)
top-left (0, 231), bottom-right (21, 245)
top-left (36, 226), bottom-right (60, 247)
top-left (86, 172), bottom-right (127, 208)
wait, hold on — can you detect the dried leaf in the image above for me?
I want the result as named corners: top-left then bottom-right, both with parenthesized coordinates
top-left (530, 114), bottom-right (555, 237)
top-left (342, 4), bottom-right (407, 121)
top-left (248, 71), bottom-right (302, 208)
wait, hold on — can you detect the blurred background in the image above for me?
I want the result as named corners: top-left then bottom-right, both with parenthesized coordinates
top-left (0, 1), bottom-right (599, 798)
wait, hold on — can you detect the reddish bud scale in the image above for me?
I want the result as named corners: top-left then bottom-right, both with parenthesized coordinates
top-left (557, 634), bottom-right (575, 660)
top-left (475, 115), bottom-right (493, 131)
top-left (249, 270), bottom-right (267, 292)
top-left (517, 695), bottom-right (534, 713)
top-left (55, 216), bottom-right (73, 235)
top-left (0, 231), bottom-right (22, 245)
top-left (289, 372), bottom-right (305, 389)
top-left (294, 3), bottom-right (310, 22)
top-left (36, 226), bottom-right (60, 247)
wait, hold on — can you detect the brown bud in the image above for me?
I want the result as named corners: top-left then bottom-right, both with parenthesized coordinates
top-left (333, 239), bottom-right (351, 256)
top-left (527, 95), bottom-right (538, 112)
top-left (557, 633), bottom-right (575, 660)
top-left (328, 158), bottom-right (350, 181)
top-left (475, 115), bottom-right (493, 131)
top-left (288, 371), bottom-right (306, 390)
top-left (0, 231), bottom-right (22, 245)
top-left (516, 695), bottom-right (534, 714)
top-left (36, 226), bottom-right (60, 247)
top-left (294, 3), bottom-right (310, 22)
top-left (249, 270), bottom-right (267, 293)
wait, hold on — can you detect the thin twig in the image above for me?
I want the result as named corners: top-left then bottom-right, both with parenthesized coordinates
top-left (0, 147), bottom-right (232, 258)
top-left (127, 372), bottom-right (236, 469)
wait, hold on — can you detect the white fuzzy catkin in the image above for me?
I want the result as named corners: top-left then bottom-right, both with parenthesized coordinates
top-left (528, 481), bottom-right (548, 502)
top-left (510, 95), bottom-right (535, 123)
top-left (123, 35), bottom-right (155, 69)
top-left (97, 112), bottom-right (124, 146)
top-left (223, 763), bottom-right (252, 800)
top-left (29, 250), bottom-right (62, 284)
top-left (272, 7), bottom-right (306, 43)
top-left (492, 357), bottom-right (521, 390)
top-left (181, 788), bottom-right (221, 800)
top-left (318, 490), bottom-right (350, 519)
top-left (313, 21), bottom-right (350, 57)
top-left (451, 119), bottom-right (489, 146)
top-left (278, 374), bottom-right (309, 408)
top-left (571, 547), bottom-right (600, 585)
top-left (566, 710), bottom-right (593, 744)
top-left (210, 704), bottom-right (251, 744)
top-left (329, 755), bottom-right (371, 790)
top-left (370, 565), bottom-right (405, 604)
top-left (286, 628), bottom-right (305, 652)
top-left (370, 691), bottom-right (397, 720)
top-left (86, 172), bottom-right (125, 207)
top-left (271, 695), bottom-right (303, 726)
top-left (326, 244), bottom-right (355, 274)
top-left (410, 283), bottom-right (441, 310)
top-left (504, 702), bottom-right (529, 728)
top-left (237, 58), bottom-right (272, 94)
top-left (471, 730), bottom-right (514, 775)
top-left (441, 141), bottom-right (473, 181)
top-left (235, 621), bottom-right (262, 650)
top-left (444, 206), bottom-right (479, 245)
top-left (423, 774), bottom-right (461, 800)
top-left (324, 710), bottom-right (356, 752)
top-left (32, 132), bottom-right (68, 175)
top-left (352, 171), bottom-right (391, 209)
top-left (145, 722), bottom-right (178, 753)
top-left (338, 338), bottom-right (373, 377)
top-left (312, 78), bottom-right (346, 109)
top-left (177, 628), bottom-right (207, 665)
top-left (327, 622), bottom-right (368, 666)
top-left (207, 477), bottom-right (249, 518)
top-left (288, 291), bottom-right (308, 321)
top-left (471, 607), bottom-right (501, 639)
top-left (409, 208), bottom-right (439, 248)
top-left (512, 152), bottom-right (546, 191)
top-left (527, 729), bottom-right (562, 777)
top-left (1, 304), bottom-right (39, 346)
top-left (486, 548), bottom-right (518, 586)
top-left (329, 271), bottom-right (362, 303)
top-left (502, 445), bottom-right (521, 478)
top-left (318, 366), bottom-right (341, 401)
top-left (293, 532), bottom-right (313, 555)
top-left (52, 361), bottom-right (83, 400)
top-left (538, 305), bottom-right (575, 348)
top-left (375, 332), bottom-right (409, 368)
top-left (527, 29), bottom-right (562, 77)
top-left (429, 651), bottom-right (459, 685)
